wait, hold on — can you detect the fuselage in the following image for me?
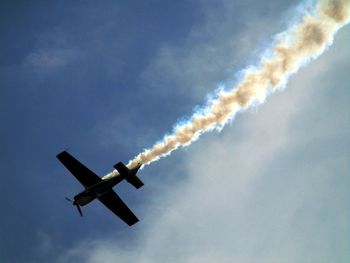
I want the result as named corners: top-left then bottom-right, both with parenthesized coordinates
top-left (74, 174), bottom-right (124, 206)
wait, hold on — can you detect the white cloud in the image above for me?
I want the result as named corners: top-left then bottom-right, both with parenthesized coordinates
top-left (141, 0), bottom-right (300, 101)
top-left (56, 3), bottom-right (349, 263)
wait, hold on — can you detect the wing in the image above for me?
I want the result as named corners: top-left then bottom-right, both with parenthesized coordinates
top-left (98, 190), bottom-right (139, 226)
top-left (57, 151), bottom-right (102, 188)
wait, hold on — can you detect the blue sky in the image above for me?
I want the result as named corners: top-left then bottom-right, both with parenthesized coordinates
top-left (1, 1), bottom-right (349, 262)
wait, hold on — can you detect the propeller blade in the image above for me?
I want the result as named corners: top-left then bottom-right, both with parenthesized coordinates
top-left (76, 204), bottom-right (83, 217)
top-left (65, 197), bottom-right (83, 217)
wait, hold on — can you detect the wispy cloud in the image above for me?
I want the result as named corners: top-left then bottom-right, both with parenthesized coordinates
top-left (55, 2), bottom-right (349, 263)
top-left (24, 29), bottom-right (81, 74)
top-left (56, 31), bottom-right (350, 260)
top-left (141, 0), bottom-right (300, 100)
top-left (26, 48), bottom-right (78, 73)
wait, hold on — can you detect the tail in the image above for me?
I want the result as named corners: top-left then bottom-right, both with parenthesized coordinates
top-left (114, 162), bottom-right (144, 189)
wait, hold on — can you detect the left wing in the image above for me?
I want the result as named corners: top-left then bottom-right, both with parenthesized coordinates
top-left (98, 190), bottom-right (139, 226)
top-left (57, 151), bottom-right (102, 188)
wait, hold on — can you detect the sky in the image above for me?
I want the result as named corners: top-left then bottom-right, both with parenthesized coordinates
top-left (0, 0), bottom-right (349, 262)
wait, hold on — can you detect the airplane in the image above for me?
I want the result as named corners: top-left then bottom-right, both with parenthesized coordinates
top-left (56, 150), bottom-right (143, 226)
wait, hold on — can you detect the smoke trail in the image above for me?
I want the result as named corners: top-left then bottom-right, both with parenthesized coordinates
top-left (103, 0), bottom-right (350, 179)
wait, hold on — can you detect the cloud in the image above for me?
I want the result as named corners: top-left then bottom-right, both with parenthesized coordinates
top-left (56, 32), bottom-right (350, 260)
top-left (55, 2), bottom-right (349, 263)
top-left (24, 29), bottom-right (81, 74)
top-left (26, 48), bottom-right (78, 73)
top-left (35, 231), bottom-right (53, 256)
top-left (141, 0), bottom-right (300, 100)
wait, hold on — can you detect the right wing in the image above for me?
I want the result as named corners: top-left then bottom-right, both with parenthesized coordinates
top-left (57, 151), bottom-right (102, 188)
top-left (98, 190), bottom-right (139, 226)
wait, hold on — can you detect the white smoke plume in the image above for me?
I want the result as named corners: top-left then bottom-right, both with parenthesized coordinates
top-left (103, 0), bottom-right (350, 180)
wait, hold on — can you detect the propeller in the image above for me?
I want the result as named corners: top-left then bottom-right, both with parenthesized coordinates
top-left (65, 197), bottom-right (83, 217)
top-left (76, 204), bottom-right (83, 217)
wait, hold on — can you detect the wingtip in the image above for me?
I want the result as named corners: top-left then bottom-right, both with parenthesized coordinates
top-left (56, 149), bottom-right (68, 157)
top-left (128, 218), bottom-right (139, 227)
top-left (56, 147), bottom-right (71, 158)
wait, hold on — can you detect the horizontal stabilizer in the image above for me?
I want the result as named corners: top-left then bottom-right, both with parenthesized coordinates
top-left (114, 162), bottom-right (144, 189)
top-left (126, 174), bottom-right (144, 189)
